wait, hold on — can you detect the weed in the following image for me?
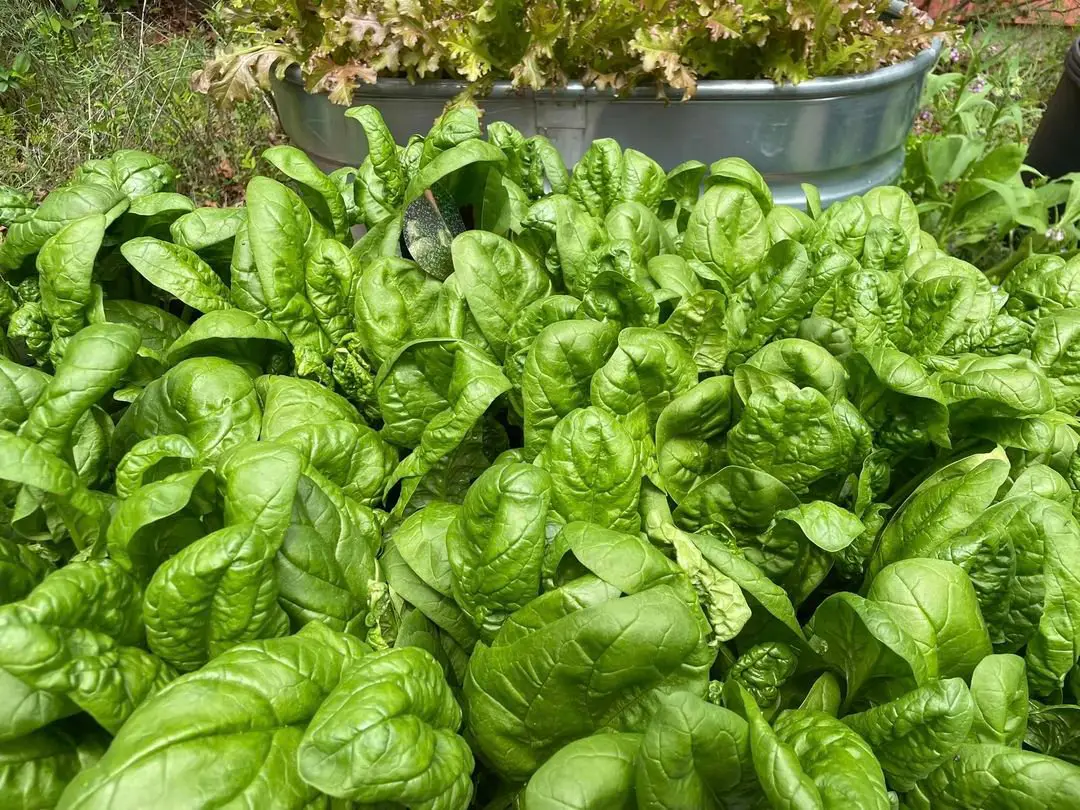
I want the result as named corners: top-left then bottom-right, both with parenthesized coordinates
top-left (902, 23), bottom-right (1078, 268)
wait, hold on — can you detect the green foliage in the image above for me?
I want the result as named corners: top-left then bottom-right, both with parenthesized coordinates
top-left (0, 52), bottom-right (31, 95)
top-left (4, 105), bottom-right (1080, 809)
top-left (0, 0), bottom-right (277, 205)
top-left (195, 0), bottom-right (950, 105)
top-left (902, 25), bottom-right (1080, 271)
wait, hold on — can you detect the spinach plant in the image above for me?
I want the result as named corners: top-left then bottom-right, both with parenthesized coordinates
top-left (0, 103), bottom-right (1078, 810)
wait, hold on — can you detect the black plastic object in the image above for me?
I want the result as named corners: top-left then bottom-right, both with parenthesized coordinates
top-left (1027, 37), bottom-right (1080, 181)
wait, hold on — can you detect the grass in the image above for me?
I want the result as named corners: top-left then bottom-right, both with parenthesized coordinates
top-left (0, 0), bottom-right (280, 205)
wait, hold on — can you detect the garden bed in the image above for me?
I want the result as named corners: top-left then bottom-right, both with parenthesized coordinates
top-left (2, 101), bottom-right (1080, 809)
top-left (3, 3), bottom-right (1080, 810)
top-left (272, 39), bottom-right (940, 209)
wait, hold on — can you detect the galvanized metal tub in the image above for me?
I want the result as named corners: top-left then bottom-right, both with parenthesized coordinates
top-left (271, 9), bottom-right (941, 208)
